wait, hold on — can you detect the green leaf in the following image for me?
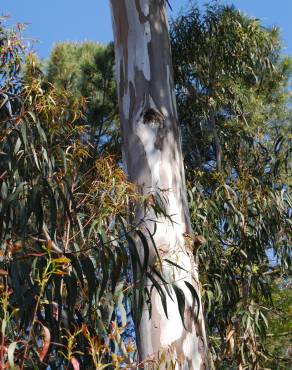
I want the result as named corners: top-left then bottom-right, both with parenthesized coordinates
top-left (1, 318), bottom-right (6, 336)
top-left (64, 273), bottom-right (78, 315)
top-left (1, 181), bottom-right (8, 199)
top-left (66, 253), bottom-right (84, 287)
top-left (43, 179), bottom-right (57, 237)
top-left (184, 281), bottom-right (200, 320)
top-left (260, 311), bottom-right (269, 329)
top-left (14, 137), bottom-right (22, 155)
top-left (136, 229), bottom-right (149, 271)
top-left (172, 284), bottom-right (186, 329)
top-left (152, 268), bottom-right (173, 300)
top-left (147, 226), bottom-right (162, 270)
top-left (80, 256), bottom-right (96, 305)
top-left (147, 272), bottom-right (168, 318)
top-left (8, 342), bottom-right (17, 370)
top-left (117, 293), bottom-right (127, 327)
top-left (127, 233), bottom-right (142, 271)
top-left (111, 250), bottom-right (123, 294)
top-left (164, 259), bottom-right (188, 272)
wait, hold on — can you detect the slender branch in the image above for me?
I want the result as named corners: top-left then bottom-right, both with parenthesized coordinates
top-left (42, 224), bottom-right (63, 254)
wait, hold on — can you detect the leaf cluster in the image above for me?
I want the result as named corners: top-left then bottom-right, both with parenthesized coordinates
top-left (0, 20), bottom-right (142, 369)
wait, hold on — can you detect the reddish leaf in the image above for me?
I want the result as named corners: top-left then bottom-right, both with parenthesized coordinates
top-left (70, 357), bottom-right (80, 370)
top-left (37, 321), bottom-right (51, 362)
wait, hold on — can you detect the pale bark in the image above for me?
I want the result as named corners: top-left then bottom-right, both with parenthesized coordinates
top-left (109, 1), bottom-right (208, 368)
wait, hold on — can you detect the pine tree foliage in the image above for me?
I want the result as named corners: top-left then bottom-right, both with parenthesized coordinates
top-left (46, 42), bottom-right (119, 156)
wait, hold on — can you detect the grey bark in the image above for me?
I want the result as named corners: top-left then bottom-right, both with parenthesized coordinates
top-left (109, 1), bottom-right (208, 368)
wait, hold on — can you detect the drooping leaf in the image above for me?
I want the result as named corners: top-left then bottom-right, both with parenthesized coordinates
top-left (172, 284), bottom-right (186, 329)
top-left (8, 341), bottom-right (17, 370)
top-left (37, 321), bottom-right (51, 362)
top-left (184, 280), bottom-right (200, 320)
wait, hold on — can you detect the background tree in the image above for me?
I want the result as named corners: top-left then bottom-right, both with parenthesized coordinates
top-left (171, 4), bottom-right (291, 369)
top-left (47, 42), bottom-right (119, 156)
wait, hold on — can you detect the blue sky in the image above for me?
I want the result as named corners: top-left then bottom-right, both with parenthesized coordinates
top-left (2, 0), bottom-right (292, 59)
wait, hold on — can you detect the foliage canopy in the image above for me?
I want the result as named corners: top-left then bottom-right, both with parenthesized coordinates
top-left (0, 3), bottom-right (291, 369)
top-left (171, 4), bottom-right (292, 368)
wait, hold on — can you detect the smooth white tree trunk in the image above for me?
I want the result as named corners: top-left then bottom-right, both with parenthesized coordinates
top-left (109, 1), bottom-right (208, 368)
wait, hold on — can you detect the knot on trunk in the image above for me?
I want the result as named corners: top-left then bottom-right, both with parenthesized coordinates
top-left (143, 108), bottom-right (165, 128)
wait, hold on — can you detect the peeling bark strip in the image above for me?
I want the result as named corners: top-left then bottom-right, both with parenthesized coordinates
top-left (109, 1), bottom-right (208, 368)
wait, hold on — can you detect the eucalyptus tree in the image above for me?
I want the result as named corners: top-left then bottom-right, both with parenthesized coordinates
top-left (171, 4), bottom-right (292, 368)
top-left (0, 19), bottom-right (138, 369)
top-left (109, 1), bottom-right (208, 368)
top-left (27, 2), bottom-right (291, 368)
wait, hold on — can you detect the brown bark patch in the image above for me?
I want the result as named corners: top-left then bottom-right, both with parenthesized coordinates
top-left (143, 108), bottom-right (165, 126)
